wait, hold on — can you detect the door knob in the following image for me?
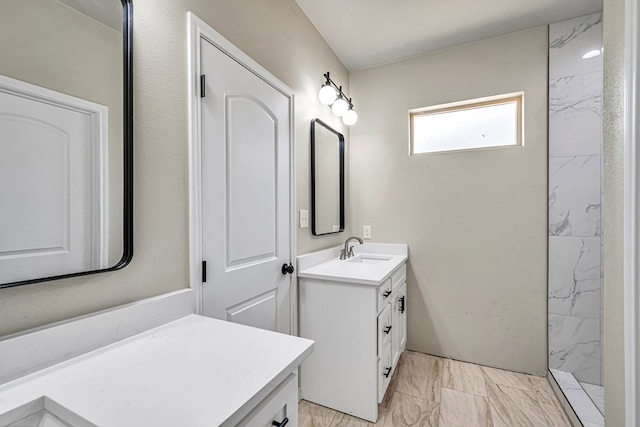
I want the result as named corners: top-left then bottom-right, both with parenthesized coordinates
top-left (281, 263), bottom-right (295, 275)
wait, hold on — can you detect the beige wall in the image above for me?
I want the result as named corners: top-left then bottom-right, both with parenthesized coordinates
top-left (0, 0), bottom-right (350, 337)
top-left (602, 0), bottom-right (626, 423)
top-left (350, 27), bottom-right (549, 375)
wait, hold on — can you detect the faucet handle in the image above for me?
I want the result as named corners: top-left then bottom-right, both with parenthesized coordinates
top-left (348, 247), bottom-right (355, 258)
top-left (340, 249), bottom-right (347, 260)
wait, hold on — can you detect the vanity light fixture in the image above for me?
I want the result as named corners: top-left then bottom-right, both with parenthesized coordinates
top-left (343, 106), bottom-right (358, 126)
top-left (331, 95), bottom-right (349, 117)
top-left (318, 71), bottom-right (358, 125)
top-left (319, 81), bottom-right (338, 105)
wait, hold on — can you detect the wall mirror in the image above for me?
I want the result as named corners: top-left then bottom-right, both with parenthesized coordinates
top-left (311, 119), bottom-right (344, 236)
top-left (0, 0), bottom-right (133, 288)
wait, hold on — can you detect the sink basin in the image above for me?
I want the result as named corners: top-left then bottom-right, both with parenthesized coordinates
top-left (346, 255), bottom-right (393, 264)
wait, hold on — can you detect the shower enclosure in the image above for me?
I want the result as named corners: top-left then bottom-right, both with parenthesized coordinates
top-left (548, 12), bottom-right (605, 426)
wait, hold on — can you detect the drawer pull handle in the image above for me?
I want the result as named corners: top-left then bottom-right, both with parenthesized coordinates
top-left (384, 326), bottom-right (392, 334)
top-left (272, 417), bottom-right (289, 427)
top-left (383, 290), bottom-right (392, 298)
top-left (383, 367), bottom-right (392, 378)
top-left (400, 296), bottom-right (405, 313)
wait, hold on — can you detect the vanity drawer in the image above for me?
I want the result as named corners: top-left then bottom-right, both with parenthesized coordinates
top-left (391, 264), bottom-right (407, 292)
top-left (377, 278), bottom-right (392, 312)
top-left (377, 304), bottom-right (392, 355)
top-left (236, 373), bottom-right (298, 427)
top-left (378, 343), bottom-right (393, 403)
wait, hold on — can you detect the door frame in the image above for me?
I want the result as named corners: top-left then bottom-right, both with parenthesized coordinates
top-left (186, 12), bottom-right (297, 332)
top-left (625, 0), bottom-right (640, 424)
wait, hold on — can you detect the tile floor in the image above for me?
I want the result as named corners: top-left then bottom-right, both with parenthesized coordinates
top-left (299, 351), bottom-right (572, 427)
top-left (580, 382), bottom-right (604, 415)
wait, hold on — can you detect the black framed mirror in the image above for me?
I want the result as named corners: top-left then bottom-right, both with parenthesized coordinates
top-left (0, 0), bottom-right (133, 288)
top-left (311, 119), bottom-right (344, 236)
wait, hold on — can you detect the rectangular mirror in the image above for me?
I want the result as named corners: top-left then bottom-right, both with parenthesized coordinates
top-left (0, 0), bottom-right (133, 288)
top-left (311, 119), bottom-right (344, 236)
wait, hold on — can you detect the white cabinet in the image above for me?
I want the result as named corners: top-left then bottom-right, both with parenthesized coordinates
top-left (391, 265), bottom-right (407, 368)
top-left (299, 262), bottom-right (407, 422)
top-left (237, 373), bottom-right (298, 427)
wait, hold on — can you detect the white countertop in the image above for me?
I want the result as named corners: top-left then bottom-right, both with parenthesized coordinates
top-left (0, 315), bottom-right (314, 427)
top-left (297, 243), bottom-right (408, 286)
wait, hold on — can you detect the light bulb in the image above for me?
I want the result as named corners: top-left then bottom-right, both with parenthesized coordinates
top-left (318, 85), bottom-right (337, 105)
top-left (331, 97), bottom-right (349, 117)
top-left (343, 109), bottom-right (358, 126)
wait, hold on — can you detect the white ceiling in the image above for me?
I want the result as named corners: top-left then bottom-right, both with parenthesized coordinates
top-left (294, 0), bottom-right (602, 71)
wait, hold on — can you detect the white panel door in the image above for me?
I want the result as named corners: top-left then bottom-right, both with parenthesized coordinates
top-left (200, 39), bottom-right (292, 334)
top-left (0, 87), bottom-right (96, 283)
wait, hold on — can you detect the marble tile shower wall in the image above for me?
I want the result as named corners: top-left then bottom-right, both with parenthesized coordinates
top-left (548, 13), bottom-right (603, 386)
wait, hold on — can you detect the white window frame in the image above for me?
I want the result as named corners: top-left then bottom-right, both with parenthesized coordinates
top-left (409, 92), bottom-right (524, 155)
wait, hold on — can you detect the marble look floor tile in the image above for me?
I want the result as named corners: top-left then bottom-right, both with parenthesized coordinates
top-left (549, 236), bottom-right (601, 319)
top-left (549, 72), bottom-right (602, 157)
top-left (548, 314), bottom-right (601, 384)
top-left (528, 376), bottom-right (572, 426)
top-left (308, 352), bottom-right (575, 427)
top-left (549, 155), bottom-right (601, 237)
top-left (381, 392), bottom-right (438, 427)
top-left (439, 388), bottom-right (492, 427)
top-left (329, 413), bottom-right (375, 427)
top-left (480, 365), bottom-right (532, 391)
top-left (442, 359), bottom-right (487, 396)
top-left (549, 13), bottom-right (602, 80)
top-left (299, 400), bottom-right (339, 427)
top-left (395, 351), bottom-right (443, 402)
top-left (485, 381), bottom-right (548, 427)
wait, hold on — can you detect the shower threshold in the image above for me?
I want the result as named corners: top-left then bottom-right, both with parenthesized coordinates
top-left (550, 369), bottom-right (604, 426)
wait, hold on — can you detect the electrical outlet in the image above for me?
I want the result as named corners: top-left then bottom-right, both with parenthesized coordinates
top-left (363, 225), bottom-right (372, 239)
top-left (300, 210), bottom-right (309, 228)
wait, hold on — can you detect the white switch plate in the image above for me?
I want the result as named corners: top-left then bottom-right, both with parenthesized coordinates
top-left (300, 210), bottom-right (309, 228)
top-left (363, 225), bottom-right (372, 239)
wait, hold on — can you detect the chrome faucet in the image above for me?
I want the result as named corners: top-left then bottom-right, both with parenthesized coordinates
top-left (340, 236), bottom-right (364, 260)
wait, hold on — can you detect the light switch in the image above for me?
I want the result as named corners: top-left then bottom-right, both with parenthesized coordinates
top-left (363, 225), bottom-right (372, 239)
top-left (300, 210), bottom-right (309, 228)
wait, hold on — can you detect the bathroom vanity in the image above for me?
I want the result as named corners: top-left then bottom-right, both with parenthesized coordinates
top-left (0, 290), bottom-right (314, 426)
top-left (297, 243), bottom-right (408, 422)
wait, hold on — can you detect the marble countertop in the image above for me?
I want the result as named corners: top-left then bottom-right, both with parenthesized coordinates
top-left (297, 243), bottom-right (408, 286)
top-left (0, 315), bottom-right (314, 427)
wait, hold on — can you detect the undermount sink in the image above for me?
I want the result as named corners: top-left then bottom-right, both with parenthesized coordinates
top-left (346, 255), bottom-right (393, 264)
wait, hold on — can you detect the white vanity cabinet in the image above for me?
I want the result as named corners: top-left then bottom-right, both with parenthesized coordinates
top-left (391, 267), bottom-right (407, 368)
top-left (236, 373), bottom-right (298, 427)
top-left (298, 248), bottom-right (407, 423)
top-left (0, 299), bottom-right (315, 427)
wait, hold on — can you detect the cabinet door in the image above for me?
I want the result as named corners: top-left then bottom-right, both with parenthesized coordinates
top-left (236, 373), bottom-right (298, 427)
top-left (377, 303), bottom-right (392, 356)
top-left (392, 282), bottom-right (407, 367)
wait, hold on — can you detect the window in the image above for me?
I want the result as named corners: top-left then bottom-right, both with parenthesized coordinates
top-left (409, 93), bottom-right (523, 154)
